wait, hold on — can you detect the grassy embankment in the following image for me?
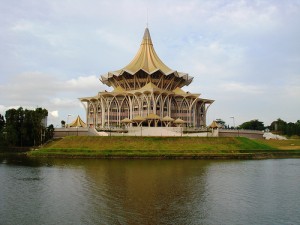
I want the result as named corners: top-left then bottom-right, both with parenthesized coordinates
top-left (28, 136), bottom-right (300, 159)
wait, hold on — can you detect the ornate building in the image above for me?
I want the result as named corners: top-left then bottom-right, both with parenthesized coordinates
top-left (80, 28), bottom-right (214, 128)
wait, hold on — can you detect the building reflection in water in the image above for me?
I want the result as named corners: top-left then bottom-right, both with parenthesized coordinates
top-left (79, 160), bottom-right (211, 224)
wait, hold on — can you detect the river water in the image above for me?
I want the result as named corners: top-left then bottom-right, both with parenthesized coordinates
top-left (0, 155), bottom-right (300, 225)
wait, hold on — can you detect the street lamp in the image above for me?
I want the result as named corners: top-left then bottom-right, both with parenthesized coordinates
top-left (67, 114), bottom-right (71, 136)
top-left (67, 114), bottom-right (72, 128)
top-left (230, 116), bottom-right (239, 137)
top-left (230, 116), bottom-right (235, 129)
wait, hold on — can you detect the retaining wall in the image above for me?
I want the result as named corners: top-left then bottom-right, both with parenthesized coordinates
top-left (219, 129), bottom-right (264, 139)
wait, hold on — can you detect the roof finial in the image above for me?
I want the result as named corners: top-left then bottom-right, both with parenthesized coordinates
top-left (146, 7), bottom-right (149, 28)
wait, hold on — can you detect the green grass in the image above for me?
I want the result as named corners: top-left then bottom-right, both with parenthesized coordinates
top-left (27, 136), bottom-right (300, 158)
top-left (256, 139), bottom-right (300, 150)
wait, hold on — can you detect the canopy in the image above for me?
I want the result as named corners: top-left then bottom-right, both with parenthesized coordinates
top-left (69, 115), bottom-right (86, 128)
top-left (161, 116), bottom-right (174, 127)
top-left (174, 118), bottom-right (186, 124)
top-left (173, 118), bottom-right (186, 127)
top-left (161, 116), bottom-right (174, 122)
top-left (209, 120), bottom-right (220, 129)
top-left (121, 118), bottom-right (132, 123)
top-left (145, 113), bottom-right (160, 120)
top-left (132, 115), bottom-right (145, 127)
top-left (132, 115), bottom-right (146, 121)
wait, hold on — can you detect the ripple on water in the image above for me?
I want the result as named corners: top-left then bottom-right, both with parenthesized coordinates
top-left (1, 158), bottom-right (300, 225)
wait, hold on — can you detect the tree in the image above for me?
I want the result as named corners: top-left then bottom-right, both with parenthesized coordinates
top-left (285, 122), bottom-right (297, 136)
top-left (269, 119), bottom-right (300, 136)
top-left (0, 114), bottom-right (5, 131)
top-left (61, 120), bottom-right (66, 128)
top-left (239, 119), bottom-right (265, 131)
top-left (0, 114), bottom-right (6, 146)
top-left (216, 119), bottom-right (226, 128)
top-left (45, 124), bottom-right (55, 141)
top-left (5, 108), bottom-right (20, 146)
top-left (270, 118), bottom-right (287, 132)
top-left (296, 120), bottom-right (300, 136)
top-left (5, 107), bottom-right (50, 147)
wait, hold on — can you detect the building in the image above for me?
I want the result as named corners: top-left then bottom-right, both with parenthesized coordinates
top-left (80, 28), bottom-right (214, 128)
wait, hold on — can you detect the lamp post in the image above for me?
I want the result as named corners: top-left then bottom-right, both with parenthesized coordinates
top-left (67, 114), bottom-right (71, 127)
top-left (230, 116), bottom-right (235, 129)
top-left (230, 116), bottom-right (239, 137)
top-left (67, 114), bottom-right (71, 136)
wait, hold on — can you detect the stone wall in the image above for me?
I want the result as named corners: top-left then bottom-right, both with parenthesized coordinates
top-left (219, 129), bottom-right (264, 139)
top-left (54, 128), bottom-right (92, 138)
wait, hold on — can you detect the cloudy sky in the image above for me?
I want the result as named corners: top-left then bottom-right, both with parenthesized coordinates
top-left (1, 0), bottom-right (300, 127)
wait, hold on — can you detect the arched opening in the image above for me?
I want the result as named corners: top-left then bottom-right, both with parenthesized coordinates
top-left (96, 102), bottom-right (102, 128)
top-left (120, 98), bottom-right (130, 125)
top-left (108, 98), bottom-right (119, 127)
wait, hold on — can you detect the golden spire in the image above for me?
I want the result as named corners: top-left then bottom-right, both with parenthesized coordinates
top-left (123, 27), bottom-right (173, 75)
top-left (100, 28), bottom-right (194, 88)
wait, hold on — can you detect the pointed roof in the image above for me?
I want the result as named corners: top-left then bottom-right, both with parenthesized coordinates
top-left (161, 116), bottom-right (174, 122)
top-left (101, 28), bottom-right (193, 86)
top-left (121, 118), bottom-right (132, 123)
top-left (132, 115), bottom-right (146, 121)
top-left (209, 121), bottom-right (220, 129)
top-left (145, 113), bottom-right (160, 120)
top-left (138, 82), bottom-right (165, 93)
top-left (112, 86), bottom-right (126, 93)
top-left (122, 28), bottom-right (173, 75)
top-left (174, 118), bottom-right (186, 124)
top-left (173, 87), bottom-right (187, 95)
top-left (69, 115), bottom-right (87, 127)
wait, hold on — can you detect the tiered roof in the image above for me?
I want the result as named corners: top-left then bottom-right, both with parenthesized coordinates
top-left (100, 28), bottom-right (193, 89)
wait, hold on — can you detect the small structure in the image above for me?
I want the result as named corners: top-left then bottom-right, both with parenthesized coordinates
top-left (68, 115), bottom-right (87, 128)
top-left (209, 120), bottom-right (220, 137)
top-left (145, 113), bottom-right (160, 127)
top-left (209, 120), bottom-right (220, 129)
top-left (121, 118), bottom-right (132, 127)
top-left (161, 116), bottom-right (174, 127)
top-left (132, 116), bottom-right (145, 127)
top-left (174, 118), bottom-right (186, 127)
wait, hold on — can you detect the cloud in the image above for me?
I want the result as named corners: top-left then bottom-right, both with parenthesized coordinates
top-left (11, 20), bottom-right (35, 32)
top-left (95, 29), bottom-right (137, 53)
top-left (0, 105), bottom-right (20, 116)
top-left (65, 75), bottom-right (102, 91)
top-left (0, 72), bottom-right (104, 125)
top-left (49, 110), bottom-right (59, 118)
top-left (218, 82), bottom-right (264, 95)
top-left (1, 0), bottom-right (300, 126)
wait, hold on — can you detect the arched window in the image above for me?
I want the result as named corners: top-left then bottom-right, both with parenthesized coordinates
top-left (180, 99), bottom-right (189, 124)
top-left (155, 94), bottom-right (163, 117)
top-left (162, 96), bottom-right (169, 117)
top-left (109, 98), bottom-right (119, 127)
top-left (141, 95), bottom-right (148, 117)
top-left (88, 102), bottom-right (96, 127)
top-left (132, 97), bottom-right (140, 118)
top-left (120, 98), bottom-right (130, 121)
top-left (96, 102), bottom-right (102, 128)
top-left (170, 98), bottom-right (178, 119)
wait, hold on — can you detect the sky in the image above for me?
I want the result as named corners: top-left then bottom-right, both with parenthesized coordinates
top-left (0, 0), bottom-right (300, 127)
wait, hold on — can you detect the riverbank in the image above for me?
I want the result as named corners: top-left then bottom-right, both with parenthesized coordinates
top-left (27, 136), bottom-right (300, 159)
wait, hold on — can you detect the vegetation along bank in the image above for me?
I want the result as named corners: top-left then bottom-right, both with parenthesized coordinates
top-left (28, 136), bottom-right (300, 159)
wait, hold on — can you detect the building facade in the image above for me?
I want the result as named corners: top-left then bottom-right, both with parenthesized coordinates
top-left (80, 28), bottom-right (214, 128)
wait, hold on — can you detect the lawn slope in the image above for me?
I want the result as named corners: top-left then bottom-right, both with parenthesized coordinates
top-left (29, 136), bottom-right (300, 159)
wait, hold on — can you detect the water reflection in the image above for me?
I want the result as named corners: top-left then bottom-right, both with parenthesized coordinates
top-left (82, 160), bottom-right (210, 224)
top-left (1, 156), bottom-right (300, 225)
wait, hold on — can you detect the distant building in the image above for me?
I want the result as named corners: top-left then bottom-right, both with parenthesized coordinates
top-left (80, 28), bottom-right (214, 128)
